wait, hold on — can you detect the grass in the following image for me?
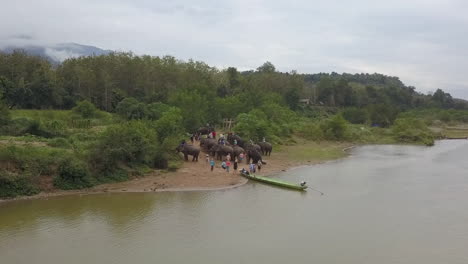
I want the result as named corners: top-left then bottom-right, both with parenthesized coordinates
top-left (275, 137), bottom-right (351, 162)
top-left (442, 128), bottom-right (468, 138)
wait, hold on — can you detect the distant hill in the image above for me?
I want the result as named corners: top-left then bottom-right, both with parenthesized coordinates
top-left (1, 43), bottom-right (112, 63)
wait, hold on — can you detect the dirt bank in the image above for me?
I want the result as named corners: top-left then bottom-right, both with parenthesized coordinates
top-left (0, 140), bottom-right (352, 203)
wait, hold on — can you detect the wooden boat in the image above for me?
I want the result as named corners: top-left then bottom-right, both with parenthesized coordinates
top-left (239, 170), bottom-right (307, 191)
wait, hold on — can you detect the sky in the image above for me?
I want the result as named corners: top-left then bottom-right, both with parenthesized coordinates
top-left (1, 0), bottom-right (468, 99)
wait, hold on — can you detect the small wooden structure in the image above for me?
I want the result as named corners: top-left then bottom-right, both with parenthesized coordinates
top-left (222, 118), bottom-right (236, 132)
top-left (299, 98), bottom-right (311, 105)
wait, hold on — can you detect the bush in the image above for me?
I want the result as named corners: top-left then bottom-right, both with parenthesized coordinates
top-left (321, 115), bottom-right (349, 140)
top-left (90, 121), bottom-right (159, 178)
top-left (0, 171), bottom-right (39, 198)
top-left (392, 118), bottom-right (435, 146)
top-left (72, 100), bottom-right (99, 118)
top-left (297, 122), bottom-right (324, 141)
top-left (54, 159), bottom-right (94, 190)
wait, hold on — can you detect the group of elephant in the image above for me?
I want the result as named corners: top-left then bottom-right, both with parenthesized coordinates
top-left (175, 129), bottom-right (273, 165)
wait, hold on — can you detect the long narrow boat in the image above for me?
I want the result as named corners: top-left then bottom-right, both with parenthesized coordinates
top-left (239, 170), bottom-right (307, 191)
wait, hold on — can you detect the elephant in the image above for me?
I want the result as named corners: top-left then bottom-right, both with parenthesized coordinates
top-left (176, 144), bottom-right (200, 162)
top-left (227, 134), bottom-right (244, 148)
top-left (232, 145), bottom-right (245, 160)
top-left (257, 142), bottom-right (272, 156)
top-left (244, 142), bottom-right (261, 153)
top-left (200, 138), bottom-right (217, 150)
top-left (197, 126), bottom-right (214, 135)
top-left (246, 149), bottom-right (265, 165)
top-left (209, 144), bottom-right (233, 160)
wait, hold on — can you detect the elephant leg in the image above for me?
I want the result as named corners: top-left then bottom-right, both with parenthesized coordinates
top-left (184, 154), bottom-right (189, 161)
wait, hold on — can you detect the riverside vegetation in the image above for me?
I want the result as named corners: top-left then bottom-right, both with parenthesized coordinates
top-left (1, 51), bottom-right (468, 198)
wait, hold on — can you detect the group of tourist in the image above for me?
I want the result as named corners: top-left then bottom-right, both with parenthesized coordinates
top-left (207, 152), bottom-right (262, 174)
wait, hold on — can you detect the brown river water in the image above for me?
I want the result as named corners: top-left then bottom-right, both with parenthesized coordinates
top-left (1, 140), bottom-right (468, 264)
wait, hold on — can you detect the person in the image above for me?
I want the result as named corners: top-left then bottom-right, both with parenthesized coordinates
top-left (257, 160), bottom-right (262, 172)
top-left (262, 137), bottom-right (266, 143)
top-left (234, 158), bottom-right (238, 171)
top-left (234, 139), bottom-right (237, 145)
top-left (226, 153), bottom-right (231, 161)
top-left (208, 132), bottom-right (213, 139)
top-left (220, 133), bottom-right (224, 140)
top-left (210, 158), bottom-right (215, 172)
top-left (221, 160), bottom-right (227, 170)
top-left (241, 168), bottom-right (249, 176)
top-left (205, 154), bottom-right (209, 163)
top-left (239, 152), bottom-right (244, 162)
top-left (300, 181), bottom-right (307, 187)
top-left (249, 163), bottom-right (256, 174)
top-left (226, 160), bottom-right (231, 173)
top-left (212, 130), bottom-right (217, 139)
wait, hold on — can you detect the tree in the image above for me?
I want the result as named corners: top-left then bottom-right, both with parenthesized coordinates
top-left (0, 100), bottom-right (10, 126)
top-left (72, 100), bottom-right (99, 118)
top-left (168, 90), bottom-right (208, 132)
top-left (256, 61), bottom-right (276, 73)
top-left (115, 97), bottom-right (148, 120)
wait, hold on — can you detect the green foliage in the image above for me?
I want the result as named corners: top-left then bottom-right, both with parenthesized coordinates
top-left (168, 90), bottom-right (208, 132)
top-left (234, 110), bottom-right (272, 142)
top-left (320, 115), bottom-right (349, 140)
top-left (153, 107), bottom-right (185, 144)
top-left (90, 121), bottom-right (158, 177)
top-left (0, 171), bottom-right (39, 198)
top-left (48, 137), bottom-right (72, 148)
top-left (54, 158), bottom-right (94, 189)
top-left (147, 102), bottom-right (171, 120)
top-left (72, 100), bottom-right (99, 118)
top-left (392, 118), bottom-right (435, 146)
top-left (297, 122), bottom-right (325, 141)
top-left (0, 145), bottom-right (73, 197)
top-left (342, 107), bottom-right (368, 124)
top-left (367, 104), bottom-right (399, 127)
top-left (0, 100), bottom-right (10, 126)
top-left (115, 97), bottom-right (148, 120)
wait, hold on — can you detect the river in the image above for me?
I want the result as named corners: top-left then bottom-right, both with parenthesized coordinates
top-left (1, 140), bottom-right (468, 264)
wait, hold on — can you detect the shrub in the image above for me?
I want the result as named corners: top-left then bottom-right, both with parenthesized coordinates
top-left (392, 118), bottom-right (435, 146)
top-left (90, 121), bottom-right (159, 178)
top-left (321, 115), bottom-right (349, 140)
top-left (72, 100), bottom-right (99, 118)
top-left (297, 122), bottom-right (324, 141)
top-left (0, 171), bottom-right (39, 198)
top-left (54, 159), bottom-right (94, 190)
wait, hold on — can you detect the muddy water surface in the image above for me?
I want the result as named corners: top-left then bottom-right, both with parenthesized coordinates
top-left (1, 140), bottom-right (468, 264)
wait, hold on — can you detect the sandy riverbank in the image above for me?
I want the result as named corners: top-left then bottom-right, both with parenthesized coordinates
top-left (0, 140), bottom-right (353, 203)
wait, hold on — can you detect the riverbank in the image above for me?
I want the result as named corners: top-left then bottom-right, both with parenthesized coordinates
top-left (0, 139), bottom-right (352, 203)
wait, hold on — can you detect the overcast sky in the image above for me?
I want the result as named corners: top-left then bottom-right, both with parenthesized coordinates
top-left (1, 0), bottom-right (468, 98)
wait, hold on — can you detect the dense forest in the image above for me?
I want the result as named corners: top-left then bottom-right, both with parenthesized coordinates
top-left (1, 50), bottom-right (468, 198)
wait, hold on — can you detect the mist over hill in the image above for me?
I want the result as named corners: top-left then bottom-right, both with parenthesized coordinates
top-left (0, 42), bottom-right (111, 63)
